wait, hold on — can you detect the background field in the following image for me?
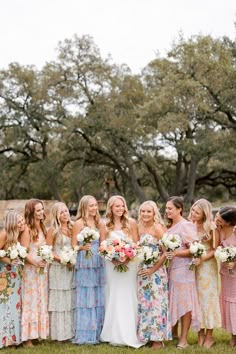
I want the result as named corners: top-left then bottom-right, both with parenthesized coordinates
top-left (0, 329), bottom-right (235, 353)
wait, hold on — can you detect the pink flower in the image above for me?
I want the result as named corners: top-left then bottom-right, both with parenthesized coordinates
top-left (112, 239), bottom-right (120, 246)
top-left (124, 249), bottom-right (134, 258)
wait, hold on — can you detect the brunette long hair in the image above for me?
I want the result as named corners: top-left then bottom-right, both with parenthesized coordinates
top-left (24, 199), bottom-right (47, 242)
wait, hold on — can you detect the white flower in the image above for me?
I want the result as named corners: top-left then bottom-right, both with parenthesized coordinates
top-left (77, 233), bottom-right (84, 242)
top-left (9, 248), bottom-right (18, 259)
top-left (190, 244), bottom-right (199, 254)
top-left (0, 250), bottom-right (6, 257)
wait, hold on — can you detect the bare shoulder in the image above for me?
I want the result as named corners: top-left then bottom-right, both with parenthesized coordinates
top-left (129, 218), bottom-right (138, 226)
top-left (153, 223), bottom-right (166, 239)
top-left (0, 230), bottom-right (7, 245)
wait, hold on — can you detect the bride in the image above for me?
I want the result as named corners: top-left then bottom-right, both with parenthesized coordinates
top-left (100, 195), bottom-right (144, 348)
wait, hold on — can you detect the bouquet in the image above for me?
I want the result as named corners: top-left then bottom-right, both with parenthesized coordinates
top-left (99, 238), bottom-right (138, 272)
top-left (215, 246), bottom-right (236, 275)
top-left (189, 241), bottom-right (206, 271)
top-left (160, 233), bottom-right (182, 267)
top-left (136, 235), bottom-right (161, 267)
top-left (60, 246), bottom-right (77, 269)
top-left (4, 242), bottom-right (28, 276)
top-left (37, 244), bottom-right (54, 274)
top-left (137, 246), bottom-right (160, 265)
top-left (77, 227), bottom-right (100, 259)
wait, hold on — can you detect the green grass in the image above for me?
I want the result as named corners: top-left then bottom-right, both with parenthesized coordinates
top-left (0, 329), bottom-right (235, 353)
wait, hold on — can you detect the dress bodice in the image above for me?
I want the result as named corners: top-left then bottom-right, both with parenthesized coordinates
top-left (108, 230), bottom-right (130, 242)
top-left (54, 234), bottom-right (72, 255)
top-left (139, 233), bottom-right (159, 247)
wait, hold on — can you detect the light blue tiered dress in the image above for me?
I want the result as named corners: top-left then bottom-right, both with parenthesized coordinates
top-left (73, 231), bottom-right (105, 344)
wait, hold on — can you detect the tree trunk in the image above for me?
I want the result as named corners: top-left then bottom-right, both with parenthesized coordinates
top-left (185, 156), bottom-right (198, 204)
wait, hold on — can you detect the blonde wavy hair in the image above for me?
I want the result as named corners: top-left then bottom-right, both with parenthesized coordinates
top-left (50, 202), bottom-right (74, 243)
top-left (138, 200), bottom-right (164, 226)
top-left (106, 195), bottom-right (130, 233)
top-left (24, 199), bottom-right (47, 242)
top-left (190, 198), bottom-right (213, 237)
top-left (4, 209), bottom-right (24, 249)
top-left (75, 195), bottom-right (100, 227)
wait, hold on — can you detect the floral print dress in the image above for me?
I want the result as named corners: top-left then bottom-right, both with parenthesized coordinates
top-left (137, 234), bottom-right (172, 342)
top-left (21, 232), bottom-right (49, 341)
top-left (0, 261), bottom-right (21, 348)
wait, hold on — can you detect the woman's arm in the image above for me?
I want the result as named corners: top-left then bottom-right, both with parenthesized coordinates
top-left (129, 218), bottom-right (139, 243)
top-left (0, 230), bottom-right (12, 264)
top-left (99, 220), bottom-right (106, 242)
top-left (72, 219), bottom-right (91, 251)
top-left (46, 227), bottom-right (61, 263)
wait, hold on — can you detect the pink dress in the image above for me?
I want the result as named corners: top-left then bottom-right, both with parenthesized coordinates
top-left (220, 233), bottom-right (236, 335)
top-left (21, 232), bottom-right (49, 341)
top-left (167, 219), bottom-right (200, 331)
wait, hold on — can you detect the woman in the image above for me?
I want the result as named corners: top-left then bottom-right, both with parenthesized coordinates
top-left (189, 199), bottom-right (221, 348)
top-left (72, 195), bottom-right (105, 344)
top-left (100, 195), bottom-right (143, 348)
top-left (46, 202), bottom-right (75, 341)
top-left (165, 196), bottom-right (200, 349)
top-left (20, 199), bottom-right (49, 347)
top-left (215, 206), bottom-right (236, 347)
top-left (137, 201), bottom-right (172, 348)
top-left (0, 210), bottom-right (25, 349)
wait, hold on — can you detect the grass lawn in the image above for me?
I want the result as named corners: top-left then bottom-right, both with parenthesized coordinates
top-left (0, 329), bottom-right (235, 354)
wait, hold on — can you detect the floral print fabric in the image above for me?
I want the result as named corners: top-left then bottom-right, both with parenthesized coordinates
top-left (0, 262), bottom-right (21, 348)
top-left (137, 234), bottom-right (172, 342)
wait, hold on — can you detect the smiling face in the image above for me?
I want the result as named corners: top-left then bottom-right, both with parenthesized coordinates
top-left (111, 198), bottom-right (125, 218)
top-left (34, 202), bottom-right (45, 221)
top-left (87, 198), bottom-right (98, 217)
top-left (165, 200), bottom-right (182, 221)
top-left (215, 213), bottom-right (229, 229)
top-left (140, 204), bottom-right (154, 224)
top-left (59, 204), bottom-right (70, 224)
top-left (17, 214), bottom-right (25, 232)
top-left (190, 205), bottom-right (204, 223)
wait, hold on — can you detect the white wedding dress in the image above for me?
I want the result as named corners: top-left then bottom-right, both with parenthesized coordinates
top-left (100, 230), bottom-right (144, 348)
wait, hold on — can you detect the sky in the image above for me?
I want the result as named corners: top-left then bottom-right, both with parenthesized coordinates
top-left (1, 0), bottom-right (235, 73)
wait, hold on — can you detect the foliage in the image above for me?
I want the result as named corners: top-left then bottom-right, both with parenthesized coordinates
top-left (0, 34), bottom-right (235, 205)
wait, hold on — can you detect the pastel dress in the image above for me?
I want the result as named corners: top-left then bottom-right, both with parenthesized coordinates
top-left (0, 259), bottom-right (21, 348)
top-left (220, 233), bottom-right (236, 335)
top-left (48, 234), bottom-right (75, 341)
top-left (137, 234), bottom-right (172, 343)
top-left (167, 219), bottom-right (200, 331)
top-left (73, 228), bottom-right (105, 344)
top-left (195, 231), bottom-right (221, 329)
top-left (21, 232), bottom-right (49, 341)
top-left (100, 230), bottom-right (144, 348)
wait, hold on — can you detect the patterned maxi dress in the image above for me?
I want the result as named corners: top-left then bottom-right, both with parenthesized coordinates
top-left (137, 234), bottom-right (172, 343)
top-left (0, 261), bottom-right (21, 348)
top-left (220, 233), bottom-right (236, 335)
top-left (73, 229), bottom-right (105, 344)
top-left (167, 219), bottom-right (200, 331)
top-left (195, 231), bottom-right (221, 329)
top-left (48, 234), bottom-right (75, 340)
top-left (21, 232), bottom-right (49, 341)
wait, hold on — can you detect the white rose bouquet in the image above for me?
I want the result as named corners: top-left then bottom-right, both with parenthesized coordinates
top-left (37, 244), bottom-right (54, 274)
top-left (5, 242), bottom-right (28, 276)
top-left (60, 246), bottom-right (77, 269)
top-left (137, 245), bottom-right (160, 266)
top-left (77, 227), bottom-right (100, 259)
top-left (189, 241), bottom-right (206, 271)
top-left (160, 233), bottom-right (182, 267)
top-left (215, 246), bottom-right (236, 275)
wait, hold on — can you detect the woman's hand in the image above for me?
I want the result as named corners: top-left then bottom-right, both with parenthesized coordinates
top-left (226, 262), bottom-right (235, 270)
top-left (138, 267), bottom-right (154, 277)
top-left (32, 259), bottom-right (46, 268)
top-left (11, 258), bottom-right (21, 266)
top-left (166, 250), bottom-right (175, 260)
top-left (80, 243), bottom-right (91, 251)
top-left (193, 257), bottom-right (201, 266)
